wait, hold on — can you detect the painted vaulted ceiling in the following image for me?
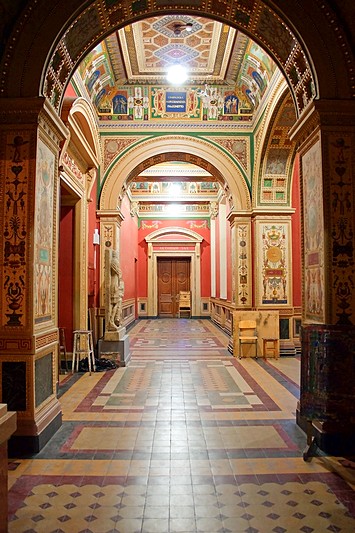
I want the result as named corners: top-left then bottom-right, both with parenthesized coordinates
top-left (76, 15), bottom-right (278, 119)
top-left (69, 15), bottom-right (280, 207)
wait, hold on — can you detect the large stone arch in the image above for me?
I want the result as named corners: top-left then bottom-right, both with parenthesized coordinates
top-left (99, 135), bottom-right (251, 212)
top-left (0, 1), bottom-right (354, 117)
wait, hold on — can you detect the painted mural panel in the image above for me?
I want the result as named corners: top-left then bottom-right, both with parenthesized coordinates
top-left (328, 133), bottom-right (354, 324)
top-left (302, 140), bottom-right (325, 322)
top-left (255, 220), bottom-right (291, 306)
top-left (0, 131), bottom-right (31, 328)
top-left (236, 224), bottom-right (251, 306)
top-left (34, 139), bottom-right (55, 324)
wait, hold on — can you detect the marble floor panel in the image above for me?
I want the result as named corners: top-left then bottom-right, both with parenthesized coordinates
top-left (8, 319), bottom-right (355, 532)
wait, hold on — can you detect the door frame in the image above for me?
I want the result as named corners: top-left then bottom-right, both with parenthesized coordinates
top-left (157, 257), bottom-right (191, 317)
top-left (145, 227), bottom-right (203, 317)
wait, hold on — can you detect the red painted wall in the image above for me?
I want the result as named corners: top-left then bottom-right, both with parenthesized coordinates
top-left (291, 155), bottom-right (302, 307)
top-left (200, 232), bottom-right (211, 298)
top-left (120, 195), bottom-right (139, 312)
top-left (64, 82), bottom-right (77, 98)
top-left (226, 216), bottom-right (232, 301)
top-left (58, 203), bottom-right (74, 349)
top-left (59, 176), bottom-right (99, 352)
top-left (215, 215), bottom-right (220, 298)
top-left (137, 219), bottom-right (211, 298)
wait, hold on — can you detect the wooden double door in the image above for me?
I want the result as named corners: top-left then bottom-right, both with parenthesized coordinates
top-left (158, 258), bottom-right (191, 317)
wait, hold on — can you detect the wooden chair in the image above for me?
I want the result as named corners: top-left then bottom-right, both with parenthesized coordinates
top-left (262, 337), bottom-right (279, 359)
top-left (238, 320), bottom-right (258, 358)
top-left (178, 291), bottom-right (191, 318)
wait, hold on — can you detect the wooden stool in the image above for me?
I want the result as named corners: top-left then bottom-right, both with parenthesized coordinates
top-left (262, 338), bottom-right (279, 359)
top-left (59, 327), bottom-right (68, 374)
top-left (72, 330), bottom-right (95, 374)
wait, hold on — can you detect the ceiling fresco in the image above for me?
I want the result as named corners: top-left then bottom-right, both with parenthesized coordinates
top-left (76, 16), bottom-right (278, 120)
top-left (128, 162), bottom-right (221, 216)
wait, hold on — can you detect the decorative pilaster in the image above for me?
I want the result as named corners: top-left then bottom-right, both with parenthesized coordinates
top-left (290, 99), bottom-right (355, 454)
top-left (290, 99), bottom-right (355, 324)
top-left (227, 212), bottom-right (252, 307)
top-left (96, 209), bottom-right (124, 308)
top-left (0, 97), bottom-right (69, 454)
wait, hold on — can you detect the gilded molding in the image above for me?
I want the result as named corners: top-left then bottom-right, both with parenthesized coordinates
top-left (35, 331), bottom-right (58, 351)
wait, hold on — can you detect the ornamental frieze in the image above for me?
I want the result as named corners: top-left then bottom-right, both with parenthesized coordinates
top-left (62, 151), bottom-right (84, 182)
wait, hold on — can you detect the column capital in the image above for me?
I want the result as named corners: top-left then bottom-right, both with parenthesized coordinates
top-left (227, 210), bottom-right (252, 226)
top-left (0, 97), bottom-right (68, 141)
top-left (97, 209), bottom-right (124, 224)
top-left (289, 99), bottom-right (355, 146)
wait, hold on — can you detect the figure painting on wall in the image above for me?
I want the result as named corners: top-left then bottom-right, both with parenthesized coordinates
top-left (87, 70), bottom-right (100, 92)
top-left (224, 93), bottom-right (239, 115)
top-left (112, 93), bottom-right (128, 114)
top-left (252, 70), bottom-right (265, 91)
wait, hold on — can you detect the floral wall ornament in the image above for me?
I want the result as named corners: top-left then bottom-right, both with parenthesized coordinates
top-left (209, 201), bottom-right (219, 219)
top-left (328, 134), bottom-right (354, 324)
top-left (235, 224), bottom-right (251, 307)
top-left (1, 133), bottom-right (30, 327)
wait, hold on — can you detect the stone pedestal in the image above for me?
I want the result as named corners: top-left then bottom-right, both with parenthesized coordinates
top-left (0, 404), bottom-right (17, 533)
top-left (98, 327), bottom-right (131, 367)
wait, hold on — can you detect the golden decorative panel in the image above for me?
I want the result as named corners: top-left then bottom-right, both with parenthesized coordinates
top-left (255, 219), bottom-right (292, 307)
top-left (34, 139), bottom-right (56, 325)
top-left (0, 131), bottom-right (33, 329)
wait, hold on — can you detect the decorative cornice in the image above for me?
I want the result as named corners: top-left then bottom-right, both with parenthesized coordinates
top-left (0, 97), bottom-right (68, 141)
top-left (97, 209), bottom-right (125, 223)
top-left (289, 99), bottom-right (355, 147)
top-left (99, 121), bottom-right (254, 131)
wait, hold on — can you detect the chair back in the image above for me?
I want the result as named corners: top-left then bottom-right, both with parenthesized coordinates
top-left (179, 291), bottom-right (191, 317)
top-left (238, 320), bottom-right (257, 336)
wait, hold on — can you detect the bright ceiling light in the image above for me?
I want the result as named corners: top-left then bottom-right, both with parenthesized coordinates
top-left (167, 203), bottom-right (183, 216)
top-left (169, 183), bottom-right (181, 196)
top-left (166, 64), bottom-right (188, 85)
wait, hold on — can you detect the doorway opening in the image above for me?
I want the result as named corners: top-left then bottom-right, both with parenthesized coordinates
top-left (157, 258), bottom-right (191, 317)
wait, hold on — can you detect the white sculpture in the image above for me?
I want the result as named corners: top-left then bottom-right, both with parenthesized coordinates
top-left (106, 249), bottom-right (124, 331)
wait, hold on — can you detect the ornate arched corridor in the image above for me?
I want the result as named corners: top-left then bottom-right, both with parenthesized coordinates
top-left (0, 1), bottom-right (355, 530)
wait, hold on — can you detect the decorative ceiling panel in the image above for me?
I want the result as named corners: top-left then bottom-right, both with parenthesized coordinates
top-left (116, 15), bottom-right (236, 84)
top-left (75, 16), bottom-right (278, 120)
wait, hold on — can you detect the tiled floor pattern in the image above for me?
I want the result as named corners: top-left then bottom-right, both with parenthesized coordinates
top-left (8, 319), bottom-right (355, 532)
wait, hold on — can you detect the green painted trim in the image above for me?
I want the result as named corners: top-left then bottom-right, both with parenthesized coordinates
top-left (99, 131), bottom-right (253, 195)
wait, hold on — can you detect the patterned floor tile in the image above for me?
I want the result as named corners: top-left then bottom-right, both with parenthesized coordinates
top-left (7, 319), bottom-right (355, 532)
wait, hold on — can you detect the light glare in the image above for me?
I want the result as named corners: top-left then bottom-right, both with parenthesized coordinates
top-left (169, 183), bottom-right (181, 196)
top-left (166, 64), bottom-right (188, 85)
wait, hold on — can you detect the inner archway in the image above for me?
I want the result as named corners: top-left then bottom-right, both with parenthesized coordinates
top-left (99, 136), bottom-right (251, 213)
